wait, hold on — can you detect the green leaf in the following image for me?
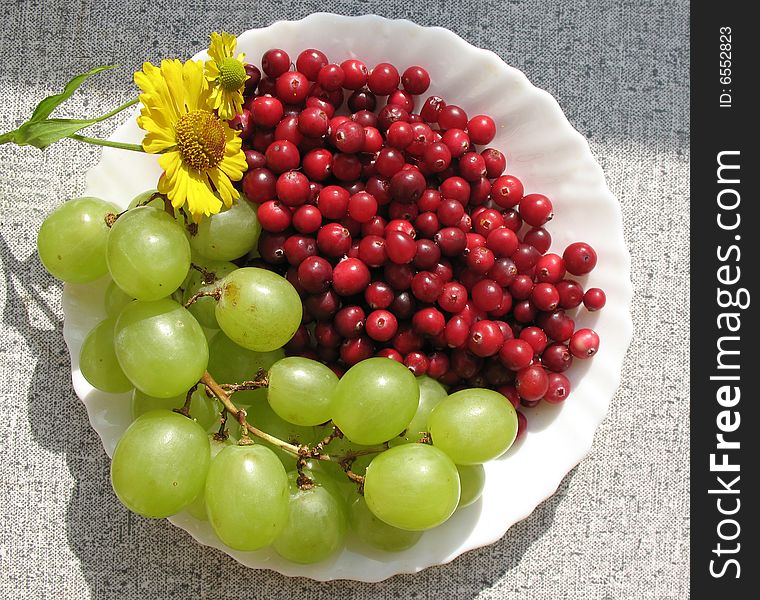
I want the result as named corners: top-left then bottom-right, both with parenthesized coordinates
top-left (0, 65), bottom-right (121, 149)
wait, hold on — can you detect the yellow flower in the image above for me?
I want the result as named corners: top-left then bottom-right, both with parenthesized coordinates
top-left (134, 59), bottom-right (247, 222)
top-left (204, 32), bottom-right (248, 119)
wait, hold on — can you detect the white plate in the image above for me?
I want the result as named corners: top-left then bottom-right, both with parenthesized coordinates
top-left (62, 13), bottom-right (633, 582)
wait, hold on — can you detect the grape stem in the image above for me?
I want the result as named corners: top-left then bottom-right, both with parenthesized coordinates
top-left (190, 263), bottom-right (218, 285)
top-left (173, 384), bottom-right (197, 418)
top-left (184, 289), bottom-right (221, 308)
top-left (214, 408), bottom-right (229, 441)
top-left (219, 369), bottom-right (269, 392)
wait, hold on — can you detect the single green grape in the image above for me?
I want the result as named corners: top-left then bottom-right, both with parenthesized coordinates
top-left (114, 298), bottom-right (208, 398)
top-left (110, 410), bottom-right (210, 518)
top-left (181, 260), bottom-right (237, 329)
top-left (127, 188), bottom-right (160, 210)
top-left (37, 196), bottom-right (118, 283)
top-left (103, 280), bottom-right (133, 318)
top-left (428, 388), bottom-right (518, 465)
top-left (204, 444), bottom-right (288, 551)
top-left (207, 332), bottom-right (284, 406)
top-left (131, 388), bottom-right (219, 431)
top-left (267, 357), bottom-right (338, 426)
top-left (390, 375), bottom-right (448, 446)
top-left (190, 199), bottom-right (261, 261)
top-left (363, 444), bottom-right (460, 531)
top-left (106, 206), bottom-right (191, 301)
top-left (457, 464), bottom-right (486, 508)
top-left (273, 470), bottom-right (348, 563)
top-left (348, 494), bottom-right (422, 552)
top-left (331, 358), bottom-right (419, 445)
top-left (184, 436), bottom-right (232, 521)
top-left (79, 318), bottom-right (133, 393)
top-left (215, 268), bottom-right (302, 352)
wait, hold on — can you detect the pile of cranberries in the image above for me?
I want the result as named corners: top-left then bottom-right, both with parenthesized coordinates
top-left (231, 48), bottom-right (605, 438)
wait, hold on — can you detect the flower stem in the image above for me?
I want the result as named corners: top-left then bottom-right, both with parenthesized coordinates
top-left (68, 134), bottom-right (145, 153)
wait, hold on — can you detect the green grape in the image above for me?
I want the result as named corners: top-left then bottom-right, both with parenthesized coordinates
top-left (106, 206), bottom-right (191, 301)
top-left (349, 494), bottom-right (422, 552)
top-left (114, 298), bottom-right (208, 398)
top-left (428, 388), bottom-right (518, 465)
top-left (110, 410), bottom-right (210, 518)
top-left (331, 358), bottom-right (419, 445)
top-left (273, 470), bottom-right (348, 563)
top-left (215, 268), bottom-right (302, 352)
top-left (103, 280), bottom-right (133, 318)
top-left (204, 444), bottom-right (288, 551)
top-left (457, 464), bottom-right (486, 508)
top-left (132, 388), bottom-right (219, 432)
top-left (207, 332), bottom-right (284, 406)
top-left (127, 188), bottom-right (160, 209)
top-left (363, 444), bottom-right (460, 531)
top-left (391, 375), bottom-right (448, 446)
top-left (181, 260), bottom-right (237, 329)
top-left (79, 318), bottom-right (133, 393)
top-left (37, 196), bottom-right (118, 283)
top-left (267, 357), bottom-right (338, 426)
top-left (184, 436), bottom-right (232, 521)
top-left (189, 199), bottom-right (261, 261)
top-left (244, 398), bottom-right (319, 467)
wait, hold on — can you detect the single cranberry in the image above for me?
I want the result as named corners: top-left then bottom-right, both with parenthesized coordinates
top-left (486, 228), bottom-right (519, 258)
top-left (274, 115), bottom-right (303, 146)
top-left (432, 259), bottom-right (454, 283)
top-left (512, 243), bottom-right (541, 273)
top-left (388, 89), bottom-right (415, 113)
top-left (515, 365), bottom-right (549, 401)
top-left (261, 48), bottom-right (290, 77)
top-left (444, 315), bottom-right (470, 348)
top-left (359, 127), bottom-right (382, 153)
top-left (518, 327), bottom-right (547, 355)
top-left (468, 320), bottom-right (505, 357)
top-left (406, 122), bottom-right (434, 156)
top-left (304, 289), bottom-right (340, 320)
top-left (296, 256), bottom-right (332, 293)
top-left (334, 305), bottom-right (366, 339)
top-left (283, 234), bottom-right (317, 265)
top-left (422, 142), bottom-right (452, 173)
top-left (439, 176), bottom-right (470, 204)
top-left (386, 121), bottom-right (414, 149)
top-left (265, 140), bottom-right (300, 174)
top-left (375, 147), bottom-right (405, 178)
top-left (250, 95), bottom-right (284, 128)
top-left (411, 307), bottom-right (446, 337)
top-left (343, 191), bottom-right (377, 224)
top-left (481, 148), bottom-right (506, 178)
top-left (401, 65), bottom-right (430, 94)
top-left (390, 290), bottom-right (416, 319)
top-left (317, 63), bottom-right (345, 90)
top-left (471, 279), bottom-right (502, 312)
top-left (376, 348), bottom-right (404, 362)
top-left (244, 149), bottom-right (266, 171)
top-left (538, 309), bottom-right (575, 342)
top-left (414, 212), bottom-right (440, 239)
top-left (411, 271), bottom-right (443, 303)
top-left (404, 351), bottom-right (430, 376)
top-left (354, 236), bottom-right (385, 269)
top-left (361, 215), bottom-right (387, 238)
top-left (392, 325), bottom-right (424, 354)
top-left (563, 242), bottom-right (598, 275)
top-left (295, 49), bottom-right (328, 81)
top-left (377, 104), bottom-right (410, 131)
top-left (257, 232), bottom-right (287, 264)
top-left (384, 230), bottom-right (416, 264)
top-left (316, 185), bottom-right (349, 219)
top-left (519, 193), bottom-right (554, 227)
top-left (367, 63), bottom-right (400, 95)
top-left (388, 200), bottom-right (418, 221)
top-left (467, 177), bottom-right (490, 207)
top-left (472, 209), bottom-right (504, 238)
top-left (285, 324), bottom-right (311, 354)
top-left (418, 188), bottom-right (442, 212)
top-left (364, 310), bottom-right (398, 342)
top-left (569, 328), bottom-right (600, 359)
top-left (535, 253), bottom-right (566, 283)
top-left (459, 268), bottom-right (483, 292)
top-left (275, 71), bottom-right (310, 105)
top-left (420, 95), bottom-right (446, 122)
top-left (414, 238), bottom-right (442, 269)
top-left (465, 232), bottom-right (486, 254)
top-left (286, 267), bottom-right (306, 297)
top-left (435, 281), bottom-right (467, 314)
top-left (458, 152), bottom-right (487, 182)
top-left (228, 109), bottom-right (252, 139)
top-left (523, 227), bottom-right (552, 254)
top-left (297, 107), bottom-right (329, 138)
top-left (305, 95), bottom-right (335, 118)
top-left (340, 336), bottom-right (375, 365)
top-left (501, 209), bottom-right (523, 231)
top-left (274, 171), bottom-right (309, 207)
top-left (384, 263), bottom-right (415, 291)
top-left (467, 115), bottom-right (496, 145)
top-left (556, 280), bottom-right (584, 309)
top-left (509, 274), bottom-right (534, 300)
top-left (332, 153), bottom-right (362, 181)
top-left (243, 63), bottom-right (261, 95)
top-left (499, 338), bottom-right (534, 370)
top-left (427, 351), bottom-right (450, 379)
top-left (542, 343), bottom-right (573, 372)
top-left (450, 349), bottom-right (483, 379)
top-left (390, 169), bottom-right (426, 203)
top-left (438, 105), bottom-right (468, 130)
top-left (531, 283), bottom-right (561, 311)
top-left (496, 384), bottom-right (520, 409)
top-left (330, 121), bottom-right (365, 154)
top-left (257, 200), bottom-right (291, 232)
top-left (364, 281), bottom-right (394, 310)
top-left (242, 168), bottom-right (277, 203)
top-left (491, 175), bottom-right (524, 209)
top-left (513, 299), bottom-right (538, 323)
top-left (490, 291), bottom-right (514, 319)
top-left (251, 129), bottom-right (275, 153)
top-left (257, 76), bottom-right (277, 96)
top-left (316, 223), bottom-right (351, 258)
top-left (466, 246), bottom-right (496, 274)
top-left (340, 59), bottom-right (369, 89)
top-left (437, 198), bottom-right (465, 227)
top-left (332, 257), bottom-right (371, 296)
top-left (487, 257), bottom-right (518, 287)
top-left (435, 227), bottom-right (467, 256)
top-left (544, 373), bottom-right (571, 404)
top-left (301, 148), bottom-right (332, 181)
top-left (583, 288), bottom-right (606, 311)
top-left (347, 89), bottom-right (377, 112)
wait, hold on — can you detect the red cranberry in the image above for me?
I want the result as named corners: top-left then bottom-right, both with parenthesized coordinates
top-left (487, 257), bottom-right (517, 287)
top-left (298, 107), bottom-right (329, 138)
top-left (434, 227), bottom-right (467, 256)
top-left (499, 338), bottom-right (534, 370)
top-left (515, 410), bottom-right (528, 439)
top-left (262, 48), bottom-right (290, 77)
top-left (361, 215), bottom-right (387, 237)
top-left (365, 309), bottom-right (398, 342)
top-left (486, 228), bottom-right (519, 258)
top-left (292, 205), bottom-right (322, 234)
top-left (531, 283), bottom-right (560, 311)
top-left (481, 148), bottom-right (506, 178)
top-left (432, 259), bottom-right (454, 283)
top-left (388, 89), bottom-right (415, 113)
top-left (228, 109), bottom-right (252, 139)
top-left (501, 209), bottom-right (523, 231)
top-left (376, 147), bottom-right (405, 178)
top-left (523, 227), bottom-right (552, 254)
top-left (519, 193), bottom-right (554, 227)
top-left (304, 289), bottom-right (340, 320)
top-left (296, 49), bottom-right (328, 81)
top-left (512, 243), bottom-right (541, 272)
top-left (423, 142), bottom-right (452, 172)
top-left (427, 351), bottom-right (450, 379)
top-left (412, 307), bottom-right (446, 337)
top-left (340, 336), bottom-right (374, 365)
top-left (437, 199), bottom-right (465, 227)
top-left (450, 349), bottom-right (482, 379)
top-left (390, 291), bottom-right (416, 319)
top-left (468, 320), bottom-right (504, 357)
top-left (440, 128), bottom-right (470, 159)
top-left (384, 263), bottom-right (414, 291)
top-left (563, 242), bottom-right (598, 275)
top-left (538, 310), bottom-right (575, 342)
top-left (404, 351), bottom-right (430, 376)
top-left (583, 288), bottom-right (606, 311)
top-left (334, 305), bottom-right (366, 338)
top-left (275, 171), bottom-right (309, 207)
top-left (515, 365), bottom-right (549, 401)
top-left (386, 121), bottom-right (414, 149)
top-left (346, 192), bottom-right (378, 223)
top-left (385, 231), bottom-right (417, 264)
top-left (356, 235), bottom-right (386, 267)
top-left (414, 239), bottom-right (442, 269)
top-left (420, 95), bottom-right (446, 123)
top-left (438, 105), bottom-right (468, 130)
top-left (275, 71), bottom-right (310, 105)
top-left (347, 89), bottom-right (377, 112)
top-left (242, 167), bottom-right (277, 203)
top-left (243, 63), bottom-right (261, 94)
top-left (316, 223), bottom-right (352, 258)
top-left (439, 176), bottom-right (470, 204)
top-left (258, 232), bottom-right (287, 264)
top-left (368, 63), bottom-right (400, 95)
top-left (331, 121), bottom-right (366, 154)
top-left (466, 246), bottom-right (496, 274)
top-left (316, 185), bottom-right (349, 219)
top-left (361, 126), bottom-right (383, 152)
top-left (285, 324), bottom-right (311, 353)
top-left (401, 65), bottom-right (431, 94)
top-left (467, 115), bottom-right (496, 145)
top-left (509, 274), bottom-right (534, 300)
top-left (317, 63), bottom-right (344, 90)
top-left (390, 169), bottom-right (426, 203)
top-left (519, 326), bottom-right (548, 354)
top-left (473, 209), bottom-right (504, 238)
top-left (340, 59), bottom-right (369, 90)
top-left (535, 253), bottom-right (566, 283)
top-left (458, 152), bottom-right (487, 181)
top-left (437, 281), bottom-right (468, 314)
top-left (414, 212), bottom-right (440, 239)
top-left (244, 149), bottom-right (266, 170)
top-left (411, 271), bottom-right (443, 303)
top-left (542, 342), bottom-right (573, 372)
top-left (376, 348), bottom-right (404, 363)
top-left (332, 153), bottom-right (362, 181)
top-left (445, 315), bottom-right (470, 348)
top-left (377, 104), bottom-right (410, 131)
top-left (297, 256), bottom-right (332, 293)
top-left (365, 281), bottom-right (394, 309)
top-left (283, 234), bottom-right (317, 266)
top-left (569, 328), bottom-right (600, 359)
top-left (332, 257), bottom-right (371, 296)
top-left (544, 373), bottom-right (571, 404)
top-left (301, 148), bottom-right (333, 181)
top-left (471, 278), bottom-right (502, 312)
top-left (257, 200), bottom-right (291, 232)
top-left (491, 175), bottom-right (524, 209)
top-left (257, 76), bottom-right (277, 96)
top-left (557, 280), bottom-right (584, 309)
top-left (392, 325), bottom-right (424, 354)
top-left (265, 140), bottom-right (300, 173)
top-left (250, 95), bottom-right (284, 128)
top-left (274, 115), bottom-right (304, 145)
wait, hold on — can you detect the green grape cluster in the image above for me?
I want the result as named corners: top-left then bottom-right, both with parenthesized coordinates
top-left (38, 190), bottom-right (522, 565)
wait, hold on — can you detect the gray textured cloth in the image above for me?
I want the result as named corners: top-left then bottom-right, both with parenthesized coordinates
top-left (0, 0), bottom-right (689, 598)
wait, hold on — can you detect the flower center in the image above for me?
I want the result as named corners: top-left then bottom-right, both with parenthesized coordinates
top-left (174, 110), bottom-right (226, 172)
top-left (218, 57), bottom-right (247, 90)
